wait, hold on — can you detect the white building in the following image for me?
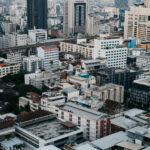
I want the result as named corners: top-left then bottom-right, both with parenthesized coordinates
top-left (1, 22), bottom-right (16, 33)
top-left (81, 59), bottom-right (106, 73)
top-left (94, 38), bottom-right (127, 68)
top-left (37, 45), bottom-right (59, 71)
top-left (41, 92), bottom-right (66, 114)
top-left (23, 55), bottom-right (42, 73)
top-left (124, 1), bottom-right (150, 42)
top-left (0, 63), bottom-right (21, 78)
top-left (7, 52), bottom-right (22, 64)
top-left (0, 33), bottom-right (27, 49)
top-left (58, 102), bottom-right (111, 141)
top-left (136, 53), bottom-right (150, 68)
top-left (28, 29), bottom-right (47, 43)
top-left (25, 71), bottom-right (60, 89)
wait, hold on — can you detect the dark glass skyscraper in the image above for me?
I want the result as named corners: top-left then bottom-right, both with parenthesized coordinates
top-left (27, 0), bottom-right (47, 29)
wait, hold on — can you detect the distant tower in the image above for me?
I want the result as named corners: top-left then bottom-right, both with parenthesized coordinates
top-left (63, 0), bottom-right (88, 37)
top-left (115, 0), bottom-right (128, 9)
top-left (145, 0), bottom-right (150, 7)
top-left (27, 0), bottom-right (47, 29)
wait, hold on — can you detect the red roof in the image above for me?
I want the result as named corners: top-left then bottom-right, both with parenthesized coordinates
top-left (28, 92), bottom-right (41, 103)
top-left (41, 45), bottom-right (58, 51)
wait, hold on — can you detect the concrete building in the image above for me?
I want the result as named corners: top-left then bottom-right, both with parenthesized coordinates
top-left (60, 40), bottom-right (94, 59)
top-left (63, 87), bottom-right (79, 100)
top-left (136, 53), bottom-right (150, 68)
top-left (124, 1), bottom-right (150, 42)
top-left (94, 37), bottom-right (127, 69)
top-left (16, 111), bottom-right (83, 148)
top-left (28, 29), bottom-right (47, 43)
top-left (0, 63), bottom-right (20, 78)
top-left (85, 83), bottom-right (124, 103)
top-left (63, 0), bottom-right (88, 37)
top-left (0, 33), bottom-right (27, 49)
top-left (23, 55), bottom-right (42, 73)
top-left (81, 59), bottom-right (106, 74)
top-left (41, 92), bottom-right (66, 114)
top-left (37, 45), bottom-right (59, 71)
top-left (1, 22), bottom-right (16, 33)
top-left (58, 102), bottom-right (111, 141)
top-left (96, 68), bottom-right (136, 90)
top-left (128, 78), bottom-right (150, 109)
top-left (7, 52), bottom-right (23, 64)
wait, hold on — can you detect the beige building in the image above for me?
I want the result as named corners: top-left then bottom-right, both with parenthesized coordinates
top-left (124, 0), bottom-right (150, 42)
top-left (60, 41), bottom-right (93, 59)
top-left (63, 0), bottom-right (88, 37)
top-left (85, 83), bottom-right (124, 103)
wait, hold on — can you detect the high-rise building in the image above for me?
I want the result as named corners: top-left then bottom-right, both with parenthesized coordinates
top-left (63, 0), bottom-right (88, 37)
top-left (27, 0), bottom-right (47, 29)
top-left (115, 0), bottom-right (128, 9)
top-left (124, 0), bottom-right (150, 42)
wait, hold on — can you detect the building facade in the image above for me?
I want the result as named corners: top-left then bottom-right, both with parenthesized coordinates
top-left (27, 0), bottom-right (47, 29)
top-left (124, 2), bottom-right (150, 42)
top-left (58, 102), bottom-right (111, 141)
top-left (37, 45), bottom-right (59, 71)
top-left (63, 0), bottom-right (88, 37)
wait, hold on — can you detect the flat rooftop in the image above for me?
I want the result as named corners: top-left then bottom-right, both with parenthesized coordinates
top-left (134, 78), bottom-right (150, 87)
top-left (116, 141), bottom-right (144, 150)
top-left (61, 102), bottom-right (107, 120)
top-left (90, 83), bottom-right (123, 92)
top-left (24, 118), bottom-right (78, 141)
top-left (111, 116), bottom-right (137, 129)
top-left (92, 131), bottom-right (128, 150)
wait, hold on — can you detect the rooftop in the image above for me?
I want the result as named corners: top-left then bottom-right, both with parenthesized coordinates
top-left (63, 87), bottom-right (79, 93)
top-left (36, 145), bottom-right (60, 150)
top-left (68, 76), bottom-right (88, 82)
top-left (0, 137), bottom-right (23, 149)
top-left (116, 141), bottom-right (144, 150)
top-left (61, 102), bottom-right (107, 120)
top-left (111, 116), bottom-right (137, 130)
top-left (17, 110), bottom-right (51, 123)
top-left (24, 118), bottom-right (78, 141)
top-left (41, 45), bottom-right (58, 51)
top-left (134, 78), bottom-right (150, 87)
top-left (74, 143), bottom-right (98, 150)
top-left (123, 108), bottom-right (145, 117)
top-left (92, 131), bottom-right (128, 150)
top-left (128, 126), bottom-right (150, 138)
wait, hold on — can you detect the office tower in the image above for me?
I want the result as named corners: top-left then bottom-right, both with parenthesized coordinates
top-left (27, 0), bottom-right (47, 29)
top-left (115, 0), bottom-right (128, 9)
top-left (63, 0), bottom-right (88, 37)
top-left (124, 0), bottom-right (150, 42)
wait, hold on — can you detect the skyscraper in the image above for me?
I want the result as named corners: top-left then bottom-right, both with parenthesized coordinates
top-left (27, 0), bottom-right (47, 29)
top-left (124, 0), bottom-right (150, 42)
top-left (63, 0), bottom-right (88, 37)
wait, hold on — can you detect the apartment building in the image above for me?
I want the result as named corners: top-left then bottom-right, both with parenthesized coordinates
top-left (94, 38), bottom-right (127, 69)
top-left (37, 45), bottom-right (59, 71)
top-left (85, 83), bottom-right (124, 103)
top-left (28, 29), bottom-right (47, 42)
top-left (23, 55), bottom-right (42, 73)
top-left (27, 92), bottom-right (41, 112)
top-left (30, 72), bottom-right (60, 90)
top-left (60, 40), bottom-right (93, 59)
top-left (40, 92), bottom-right (66, 114)
top-left (124, 1), bottom-right (150, 42)
top-left (58, 102), bottom-right (111, 141)
top-left (0, 63), bottom-right (20, 78)
top-left (81, 59), bottom-right (106, 73)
